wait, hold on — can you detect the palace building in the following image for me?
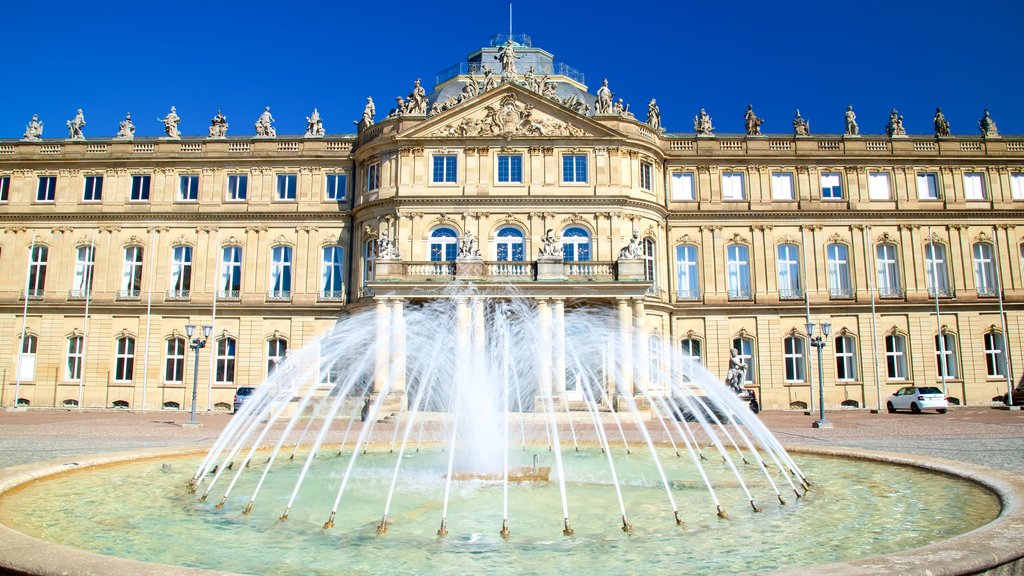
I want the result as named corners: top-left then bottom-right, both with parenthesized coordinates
top-left (1, 34), bottom-right (1023, 412)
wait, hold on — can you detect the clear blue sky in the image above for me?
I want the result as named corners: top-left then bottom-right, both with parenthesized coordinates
top-left (2, 0), bottom-right (1021, 138)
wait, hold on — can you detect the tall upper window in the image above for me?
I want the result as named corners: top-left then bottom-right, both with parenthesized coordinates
top-left (114, 336), bottom-right (135, 382)
top-left (37, 176), bottom-right (56, 202)
top-left (771, 172), bottom-right (794, 201)
top-left (776, 244), bottom-right (801, 299)
top-left (727, 244), bottom-right (751, 299)
top-left (963, 173), bottom-right (986, 200)
top-left (321, 246), bottom-right (344, 299)
top-left (783, 336), bottom-right (806, 383)
top-left (924, 242), bottom-right (951, 297)
top-left (820, 172), bottom-right (843, 200)
top-left (827, 243), bottom-right (852, 298)
top-left (66, 336), bottom-right (84, 381)
top-left (935, 333), bottom-right (959, 380)
top-left (561, 227), bottom-right (591, 262)
top-left (497, 155), bottom-right (523, 184)
top-left (917, 173), bottom-right (940, 200)
top-left (835, 335), bottom-right (857, 382)
top-left (363, 239), bottom-right (377, 286)
top-left (732, 337), bottom-right (756, 384)
top-left (120, 246), bottom-right (144, 299)
top-left (215, 338), bottom-right (236, 384)
top-left (432, 155), bottom-right (457, 183)
top-left (675, 244), bottom-right (700, 300)
top-left (220, 246), bottom-right (242, 298)
top-left (169, 246), bottom-right (192, 297)
top-left (973, 242), bottom-right (997, 296)
top-left (227, 174), bottom-right (248, 201)
top-left (640, 162), bottom-right (653, 191)
top-left (27, 245), bottom-right (48, 296)
top-left (276, 174), bottom-right (297, 201)
top-left (267, 338), bottom-right (287, 376)
top-left (366, 162), bottom-right (380, 192)
top-left (429, 228), bottom-right (458, 262)
top-left (868, 172), bottom-right (891, 200)
top-left (640, 239), bottom-right (656, 287)
top-left (165, 337), bottom-right (185, 383)
top-left (667, 172), bottom-right (693, 201)
top-left (1011, 173), bottom-right (1024, 201)
top-left (984, 331), bottom-right (1007, 378)
top-left (876, 243), bottom-right (901, 297)
top-left (885, 333), bottom-right (908, 380)
top-left (680, 338), bottom-right (702, 382)
top-left (129, 175), bottom-right (150, 201)
top-left (83, 175), bottom-right (103, 202)
top-left (0, 175), bottom-right (10, 202)
top-left (179, 175), bottom-right (199, 201)
top-left (325, 174), bottom-right (347, 201)
top-left (495, 227), bottom-right (525, 261)
top-left (269, 246), bottom-right (292, 298)
top-left (721, 172), bottom-right (745, 201)
top-left (562, 155), bottom-right (587, 183)
top-left (72, 246), bottom-right (95, 297)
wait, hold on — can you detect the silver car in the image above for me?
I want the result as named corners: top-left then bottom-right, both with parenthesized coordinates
top-left (886, 386), bottom-right (948, 414)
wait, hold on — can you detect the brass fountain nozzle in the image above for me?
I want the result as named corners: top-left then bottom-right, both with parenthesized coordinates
top-left (716, 505), bottom-right (729, 519)
top-left (778, 494), bottom-right (786, 506)
top-left (324, 511), bottom-right (336, 529)
top-left (279, 508), bottom-right (290, 521)
top-left (437, 518), bottom-right (449, 537)
top-left (500, 519), bottom-right (510, 539)
top-left (376, 515), bottom-right (388, 535)
top-left (562, 518), bottom-right (574, 536)
top-left (215, 496), bottom-right (227, 510)
top-left (750, 500), bottom-right (762, 513)
top-left (621, 516), bottom-right (633, 533)
top-left (243, 501), bottom-right (254, 515)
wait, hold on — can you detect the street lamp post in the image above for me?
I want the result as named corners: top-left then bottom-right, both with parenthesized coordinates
top-left (185, 323), bottom-right (213, 426)
top-left (806, 321), bottom-right (833, 429)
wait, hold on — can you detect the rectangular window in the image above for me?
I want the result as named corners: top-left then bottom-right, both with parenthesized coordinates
top-left (432, 155), bottom-right (458, 183)
top-left (562, 155), bottom-right (587, 183)
top-left (1010, 173), bottom-right (1024, 201)
top-left (216, 339), bottom-right (236, 384)
top-left (0, 175), bottom-right (9, 202)
top-left (835, 336), bottom-right (857, 382)
top-left (963, 173), bottom-right (986, 200)
top-left (165, 338), bottom-right (185, 383)
top-left (640, 162), bottom-right (653, 191)
top-left (219, 246), bottom-right (242, 298)
top-left (114, 338), bottom-right (135, 382)
top-left (120, 246), bottom-right (144, 299)
top-left (985, 332), bottom-right (1007, 378)
top-left (917, 173), bottom-right (939, 200)
top-left (935, 333), bottom-right (959, 380)
top-left (721, 172), bottom-right (745, 201)
top-left (670, 172), bottom-right (695, 201)
top-left (321, 246), bottom-right (344, 299)
top-left (325, 174), bottom-right (347, 201)
top-left (169, 246), bottom-right (192, 297)
top-left (82, 175), bottom-right (103, 202)
top-left (885, 334), bottom-right (908, 380)
top-left (497, 155), bottom-right (523, 183)
top-left (226, 174), bottom-right (248, 201)
top-left (66, 337), bottom-right (84, 381)
top-left (178, 175), bottom-right (199, 201)
top-left (784, 337), bottom-right (806, 383)
top-left (276, 174), bottom-right (297, 200)
top-left (366, 162), bottom-right (380, 191)
top-left (821, 172), bottom-right (843, 200)
top-left (868, 172), bottom-right (891, 200)
top-left (771, 172), bottom-right (794, 200)
top-left (130, 175), bottom-right (151, 201)
top-left (37, 176), bottom-right (56, 202)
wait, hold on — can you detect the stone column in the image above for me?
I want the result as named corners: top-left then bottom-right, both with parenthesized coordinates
top-left (537, 299), bottom-right (553, 398)
top-left (552, 299), bottom-right (566, 396)
top-left (390, 299), bottom-right (406, 394)
top-left (373, 299), bottom-right (391, 393)
top-left (633, 299), bottom-right (648, 393)
top-left (617, 298), bottom-right (633, 397)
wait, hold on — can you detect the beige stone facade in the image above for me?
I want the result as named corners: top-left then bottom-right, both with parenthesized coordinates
top-left (2, 59), bottom-right (1024, 413)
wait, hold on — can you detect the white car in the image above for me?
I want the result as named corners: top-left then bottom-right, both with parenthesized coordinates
top-left (886, 386), bottom-right (948, 414)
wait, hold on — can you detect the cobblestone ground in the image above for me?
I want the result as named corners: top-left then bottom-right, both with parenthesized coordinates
top-left (1, 407), bottom-right (1023, 476)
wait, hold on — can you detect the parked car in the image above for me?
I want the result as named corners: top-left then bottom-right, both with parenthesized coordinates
top-left (996, 385), bottom-right (1024, 406)
top-left (232, 387), bottom-right (256, 413)
top-left (886, 386), bottom-right (948, 414)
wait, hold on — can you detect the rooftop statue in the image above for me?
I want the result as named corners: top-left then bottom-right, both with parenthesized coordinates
top-left (595, 78), bottom-right (613, 115)
top-left (646, 99), bottom-right (661, 130)
top-left (481, 67), bottom-right (498, 93)
top-left (538, 229), bottom-right (563, 259)
top-left (793, 109), bottom-right (810, 136)
top-left (523, 66), bottom-right (540, 92)
top-left (495, 38), bottom-right (520, 83)
top-left (933, 107), bottom-right (951, 137)
top-left (724, 348), bottom-right (747, 395)
top-left (979, 109), bottom-right (1000, 137)
top-left (844, 105), bottom-right (859, 136)
top-left (115, 113), bottom-right (135, 141)
top-left (886, 108), bottom-right (906, 137)
top-left (460, 77), bottom-right (480, 101)
top-left (22, 114), bottom-right (43, 141)
top-left (694, 108), bottom-right (714, 135)
top-left (208, 110), bottom-right (229, 138)
top-left (158, 106), bottom-right (181, 139)
top-left (305, 108), bottom-right (325, 137)
top-left (404, 79), bottom-right (428, 116)
top-left (561, 93), bottom-right (589, 116)
top-left (66, 108), bottom-right (86, 140)
top-left (255, 106), bottom-right (276, 137)
top-left (617, 229), bottom-right (643, 260)
top-left (744, 104), bottom-right (763, 136)
top-left (387, 96), bottom-right (405, 119)
top-left (356, 97), bottom-right (375, 131)
top-left (541, 78), bottom-right (557, 99)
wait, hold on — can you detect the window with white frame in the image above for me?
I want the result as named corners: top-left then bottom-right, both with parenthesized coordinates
top-left (495, 227), bottom-right (525, 261)
top-left (120, 246), bottom-right (144, 298)
top-left (83, 175), bottom-right (103, 202)
top-left (868, 172), bottom-right (891, 200)
top-left (963, 173), bottom-right (986, 200)
top-left (680, 338), bottom-right (702, 382)
top-left (671, 172), bottom-right (695, 201)
top-left (924, 242), bottom-right (951, 296)
top-left (66, 336), bottom-right (84, 381)
top-left (783, 336), bottom-right (806, 383)
top-left (935, 333), bottom-right (959, 380)
top-left (721, 172), bottom-right (745, 201)
top-left (267, 338), bottom-right (287, 376)
top-left (562, 154), bottom-right (588, 183)
top-left (984, 331), bottom-right (1007, 378)
top-left (114, 336), bottom-right (135, 382)
top-left (820, 172), bottom-right (843, 200)
top-left (165, 337), bottom-right (185, 383)
top-left (269, 246), bottom-right (292, 298)
top-left (27, 246), bottom-right (48, 296)
top-left (732, 337), bottom-right (756, 384)
top-left (835, 335), bottom-right (857, 381)
top-left (561, 227), bottom-right (591, 262)
top-left (276, 174), bottom-right (297, 201)
top-left (675, 244), bottom-right (700, 300)
top-left (827, 243), bottom-right (852, 298)
top-left (321, 246), bottom-right (344, 299)
top-left (366, 162), bottom-right (380, 191)
top-left (876, 243), bottom-right (902, 297)
top-left (220, 246), bottom-right (242, 298)
top-left (37, 175), bottom-right (56, 202)
top-left (432, 155), bottom-right (458, 183)
top-left (429, 228), bottom-right (458, 261)
top-left (130, 175), bottom-right (150, 202)
top-left (776, 243), bottom-right (801, 299)
top-left (72, 246), bottom-right (95, 297)
top-left (917, 173), bottom-right (940, 200)
top-left (642, 238), bottom-right (656, 286)
top-left (18, 334), bottom-right (37, 381)
top-left (497, 154), bottom-right (523, 183)
top-left (771, 172), bottom-right (794, 200)
top-left (169, 246), bottom-right (192, 297)
top-left (215, 338), bottom-right (236, 384)
top-left (178, 175), bottom-right (199, 201)
top-left (227, 174), bottom-right (248, 201)
top-left (0, 175), bottom-right (9, 202)
top-left (363, 239), bottom-right (376, 286)
top-left (1011, 173), bottom-right (1024, 201)
top-left (727, 244), bottom-right (751, 299)
top-left (325, 174), bottom-right (347, 201)
top-left (648, 335), bottom-right (663, 388)
top-left (885, 333), bottom-right (908, 380)
top-left (640, 161), bottom-right (653, 191)
top-left (973, 242), bottom-right (997, 296)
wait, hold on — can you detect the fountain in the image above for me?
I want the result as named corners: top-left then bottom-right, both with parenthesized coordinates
top-left (0, 293), bottom-right (1021, 575)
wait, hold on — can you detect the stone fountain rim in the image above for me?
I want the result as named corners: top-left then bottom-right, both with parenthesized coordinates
top-left (0, 444), bottom-right (1021, 576)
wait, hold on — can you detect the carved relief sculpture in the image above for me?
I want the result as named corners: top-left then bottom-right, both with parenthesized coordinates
top-left (114, 113), bottom-right (135, 140)
top-left (792, 109), bottom-right (810, 136)
top-left (23, 114), bottom-right (44, 141)
top-left (933, 107), bottom-right (951, 137)
top-left (255, 106), bottom-right (276, 137)
top-left (646, 99), bottom-right (661, 130)
top-left (979, 109), bottom-right (1000, 137)
top-left (595, 78), bottom-right (613, 115)
top-left (66, 108), bottom-right (86, 140)
top-left (433, 92), bottom-right (586, 138)
top-left (844, 105), bottom-right (859, 135)
top-left (208, 110), bottom-right (229, 138)
top-left (305, 108), bottom-right (325, 137)
top-left (158, 106), bottom-right (181, 139)
top-left (694, 108), bottom-right (714, 135)
top-left (744, 104), bottom-right (763, 136)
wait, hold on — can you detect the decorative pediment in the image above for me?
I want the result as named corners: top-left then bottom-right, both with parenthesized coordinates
top-left (122, 235), bottom-right (147, 248)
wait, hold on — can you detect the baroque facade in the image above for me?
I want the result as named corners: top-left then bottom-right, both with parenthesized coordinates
top-left (1, 35), bottom-right (1023, 412)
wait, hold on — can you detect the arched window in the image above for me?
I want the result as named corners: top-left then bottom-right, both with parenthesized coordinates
top-left (165, 337), bottom-right (185, 383)
top-left (984, 331), bottom-right (1007, 378)
top-left (973, 242), bottom-right (997, 296)
top-left (27, 245), bottom-right (48, 296)
top-left (924, 242), bottom-right (951, 297)
top-left (18, 333), bottom-right (37, 381)
top-left (732, 336), bottom-right (756, 384)
top-left (935, 332), bottom-right (959, 380)
top-left (169, 245), bottom-right (192, 297)
top-left (429, 227), bottom-right (458, 262)
top-left (876, 243), bottom-right (902, 298)
top-left (727, 244), bottom-right (751, 300)
top-left (72, 246), bottom-right (95, 298)
top-left (267, 338), bottom-right (287, 376)
top-left (680, 338), bottom-right (702, 382)
top-left (783, 335), bottom-right (806, 383)
top-left (561, 227), bottom-right (591, 262)
top-left (827, 243), bottom-right (852, 298)
top-left (835, 334), bottom-right (857, 382)
top-left (675, 244), bottom-right (700, 301)
top-left (220, 246), bottom-right (242, 299)
top-left (114, 336), bottom-right (135, 382)
top-left (269, 246), bottom-right (292, 299)
top-left (66, 336), bottom-right (84, 381)
top-left (495, 227), bottom-right (525, 261)
top-left (885, 332), bottom-right (909, 380)
top-left (321, 246), bottom-right (344, 300)
top-left (121, 246), bottom-right (144, 299)
top-left (776, 243), bottom-right (801, 299)
top-left (215, 338), bottom-right (236, 384)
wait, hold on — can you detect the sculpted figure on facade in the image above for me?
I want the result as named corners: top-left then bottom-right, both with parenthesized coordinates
top-left (376, 229), bottom-right (401, 260)
top-left (495, 39), bottom-right (520, 82)
top-left (886, 108), bottom-right (906, 137)
top-left (541, 78), bottom-right (557, 99)
top-left (305, 108), bottom-right (325, 137)
top-left (22, 114), bottom-right (43, 141)
top-left (523, 65), bottom-right (540, 92)
top-left (460, 77), bottom-right (480, 101)
top-left (404, 79), bottom-right (428, 115)
top-left (457, 230), bottom-right (481, 259)
top-left (979, 109), bottom-right (999, 137)
top-left (387, 96), bottom-right (406, 119)
top-left (255, 106), bottom-right (276, 137)
top-left (595, 78), bottom-right (613, 115)
top-left (66, 108), bottom-right (86, 140)
top-left (114, 113), bottom-right (135, 140)
top-left (646, 99), bottom-right (661, 130)
top-left (356, 97), bottom-right (375, 131)
top-left (792, 109), bottom-right (810, 136)
top-left (159, 106), bottom-right (181, 139)
top-left (933, 107), bottom-right (951, 137)
top-left (481, 67), bottom-right (498, 92)
top-left (844, 105), bottom-right (859, 135)
top-left (744, 104), bottom-right (763, 136)
top-left (538, 229), bottom-right (563, 259)
top-left (617, 229), bottom-right (643, 260)
top-left (693, 108), bottom-right (714, 135)
top-left (561, 93), bottom-right (589, 116)
top-left (724, 348), bottom-right (747, 394)
top-left (208, 110), bottom-right (229, 138)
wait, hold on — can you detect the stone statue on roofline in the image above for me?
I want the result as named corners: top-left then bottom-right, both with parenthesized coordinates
top-left (23, 114), bottom-right (43, 141)
top-left (255, 106), bottom-right (276, 137)
top-left (885, 108), bottom-right (907, 137)
top-left (115, 113), bottom-right (135, 140)
top-left (158, 106), bottom-right (181, 139)
top-left (66, 108), bottom-right (86, 140)
top-left (933, 107), bottom-right (951, 137)
top-left (403, 79), bottom-right (428, 116)
top-left (356, 97), bottom-right (375, 132)
top-left (208, 110), bottom-right (229, 138)
top-left (646, 99), bottom-right (661, 131)
top-left (496, 38), bottom-right (520, 83)
top-left (793, 109), bottom-right (810, 136)
top-left (844, 105), bottom-right (859, 136)
top-left (481, 67), bottom-right (498, 92)
top-left (595, 78), bottom-right (613, 115)
top-left (694, 108), bottom-right (714, 136)
top-left (979, 109), bottom-right (999, 138)
top-left (744, 104), bottom-right (763, 136)
top-left (305, 108), bottom-right (325, 137)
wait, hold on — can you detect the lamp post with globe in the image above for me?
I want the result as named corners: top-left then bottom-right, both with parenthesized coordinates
top-left (185, 324), bottom-right (212, 426)
top-left (806, 321), bottom-right (833, 429)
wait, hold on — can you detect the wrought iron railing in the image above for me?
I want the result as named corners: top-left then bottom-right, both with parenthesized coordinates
top-left (67, 289), bottom-right (90, 300)
top-left (267, 290), bottom-right (292, 301)
top-left (976, 286), bottom-right (1000, 298)
top-left (166, 289), bottom-right (190, 300)
top-left (116, 289), bottom-right (141, 301)
top-left (829, 286), bottom-right (855, 299)
top-left (20, 288), bottom-right (44, 300)
top-left (435, 59), bottom-right (585, 85)
top-left (778, 287), bottom-right (804, 300)
top-left (318, 290), bottom-right (345, 302)
top-left (927, 286), bottom-right (955, 298)
top-left (877, 286), bottom-right (905, 299)
top-left (676, 289), bottom-right (702, 301)
top-left (217, 290), bottom-right (241, 301)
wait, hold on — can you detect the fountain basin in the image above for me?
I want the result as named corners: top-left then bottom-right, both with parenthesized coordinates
top-left (0, 444), bottom-right (1022, 576)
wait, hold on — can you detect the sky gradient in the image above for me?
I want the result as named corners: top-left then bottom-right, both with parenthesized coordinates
top-left (2, 0), bottom-right (1021, 138)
